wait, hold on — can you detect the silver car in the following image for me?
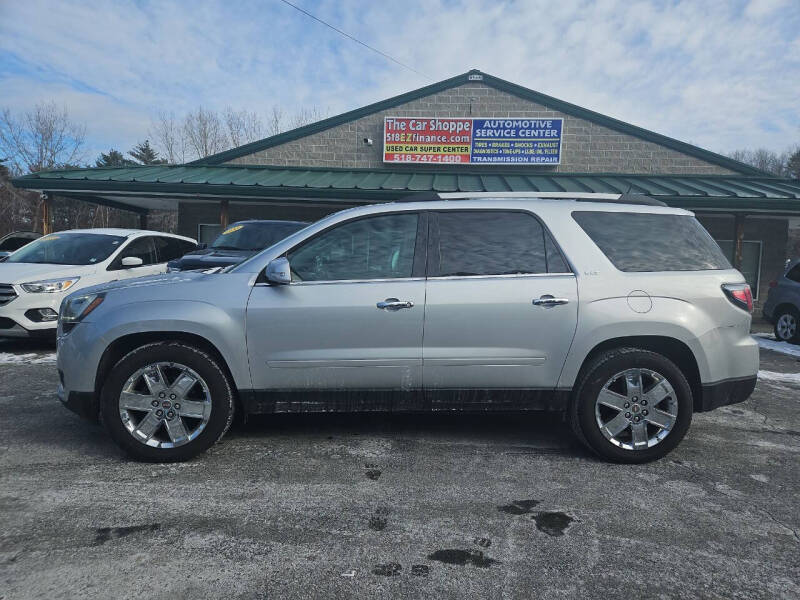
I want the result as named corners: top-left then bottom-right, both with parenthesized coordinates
top-left (56, 193), bottom-right (759, 463)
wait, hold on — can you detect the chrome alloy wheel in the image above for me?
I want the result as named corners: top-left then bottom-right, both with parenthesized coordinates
top-left (594, 368), bottom-right (678, 451)
top-left (118, 362), bottom-right (212, 448)
top-left (776, 313), bottom-right (797, 341)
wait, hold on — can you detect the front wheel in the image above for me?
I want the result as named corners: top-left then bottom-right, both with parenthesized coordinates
top-left (100, 342), bottom-right (235, 462)
top-left (569, 348), bottom-right (693, 463)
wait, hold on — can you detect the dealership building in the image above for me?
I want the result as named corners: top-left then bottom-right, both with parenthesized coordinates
top-left (14, 70), bottom-right (800, 308)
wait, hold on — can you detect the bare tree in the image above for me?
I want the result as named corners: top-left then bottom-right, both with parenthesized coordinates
top-left (150, 111), bottom-right (186, 164)
top-left (182, 107), bottom-right (227, 160)
top-left (788, 148), bottom-right (800, 179)
top-left (728, 148), bottom-right (792, 176)
top-left (150, 105), bottom-right (328, 163)
top-left (266, 106), bottom-right (285, 137)
top-left (0, 102), bottom-right (86, 175)
top-left (224, 108), bottom-right (265, 148)
top-left (288, 106), bottom-right (328, 130)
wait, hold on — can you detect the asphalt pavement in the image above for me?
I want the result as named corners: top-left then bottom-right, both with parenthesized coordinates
top-left (0, 337), bottom-right (798, 599)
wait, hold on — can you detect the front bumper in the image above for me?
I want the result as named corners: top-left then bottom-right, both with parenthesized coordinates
top-left (0, 288), bottom-right (62, 337)
top-left (0, 317), bottom-right (56, 338)
top-left (57, 381), bottom-right (99, 421)
top-left (56, 321), bottom-right (105, 421)
top-left (698, 375), bottom-right (757, 412)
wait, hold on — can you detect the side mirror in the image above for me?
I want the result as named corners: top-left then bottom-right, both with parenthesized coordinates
top-left (265, 257), bottom-right (291, 285)
top-left (121, 256), bottom-right (144, 268)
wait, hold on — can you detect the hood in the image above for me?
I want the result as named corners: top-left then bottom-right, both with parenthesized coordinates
top-left (0, 262), bottom-right (96, 285)
top-left (169, 249), bottom-right (254, 270)
top-left (75, 270), bottom-right (207, 297)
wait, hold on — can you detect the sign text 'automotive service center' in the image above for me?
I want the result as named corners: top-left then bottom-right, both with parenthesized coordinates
top-left (383, 117), bottom-right (563, 164)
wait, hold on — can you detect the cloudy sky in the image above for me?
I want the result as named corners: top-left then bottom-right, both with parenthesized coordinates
top-left (1, 0), bottom-right (798, 163)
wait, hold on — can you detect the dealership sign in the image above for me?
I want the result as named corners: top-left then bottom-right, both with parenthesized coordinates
top-left (383, 117), bottom-right (563, 165)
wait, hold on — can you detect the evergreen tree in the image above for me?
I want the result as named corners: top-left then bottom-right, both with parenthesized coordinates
top-left (128, 140), bottom-right (165, 165)
top-left (95, 149), bottom-right (134, 167)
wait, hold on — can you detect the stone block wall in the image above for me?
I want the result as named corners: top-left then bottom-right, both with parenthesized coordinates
top-left (226, 82), bottom-right (735, 175)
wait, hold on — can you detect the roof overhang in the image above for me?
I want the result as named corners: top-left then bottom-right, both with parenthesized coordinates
top-left (13, 164), bottom-right (800, 215)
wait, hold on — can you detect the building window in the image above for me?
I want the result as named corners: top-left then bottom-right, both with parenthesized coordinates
top-left (197, 224), bottom-right (222, 245)
top-left (716, 240), bottom-right (763, 299)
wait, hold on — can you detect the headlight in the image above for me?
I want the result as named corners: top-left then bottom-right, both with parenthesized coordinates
top-left (60, 292), bottom-right (105, 325)
top-left (21, 277), bottom-right (80, 293)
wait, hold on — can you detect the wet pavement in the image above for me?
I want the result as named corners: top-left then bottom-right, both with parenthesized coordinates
top-left (0, 338), bottom-right (798, 599)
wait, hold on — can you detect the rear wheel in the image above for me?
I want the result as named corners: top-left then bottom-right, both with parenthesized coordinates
top-left (100, 342), bottom-right (234, 462)
top-left (570, 348), bottom-right (693, 463)
top-left (774, 307), bottom-right (800, 344)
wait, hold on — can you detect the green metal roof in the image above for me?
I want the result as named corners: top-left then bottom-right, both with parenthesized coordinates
top-left (188, 69), bottom-right (768, 177)
top-left (13, 164), bottom-right (800, 213)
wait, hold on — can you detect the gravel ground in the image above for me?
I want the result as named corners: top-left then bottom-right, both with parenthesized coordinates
top-left (0, 338), bottom-right (798, 599)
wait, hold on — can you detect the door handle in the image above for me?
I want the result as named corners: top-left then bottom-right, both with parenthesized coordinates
top-left (377, 298), bottom-right (414, 310)
top-left (532, 295), bottom-right (570, 306)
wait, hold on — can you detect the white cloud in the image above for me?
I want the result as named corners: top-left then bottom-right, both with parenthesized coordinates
top-left (1, 0), bottom-right (798, 160)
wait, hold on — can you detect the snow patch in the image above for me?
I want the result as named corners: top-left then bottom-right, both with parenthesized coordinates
top-left (0, 352), bottom-right (57, 365)
top-left (754, 334), bottom-right (800, 358)
top-left (758, 370), bottom-right (800, 385)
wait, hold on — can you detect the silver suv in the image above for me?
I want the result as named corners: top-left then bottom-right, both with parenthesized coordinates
top-left (56, 193), bottom-right (759, 463)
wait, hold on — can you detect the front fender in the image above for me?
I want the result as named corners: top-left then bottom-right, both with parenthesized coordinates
top-left (89, 299), bottom-right (252, 389)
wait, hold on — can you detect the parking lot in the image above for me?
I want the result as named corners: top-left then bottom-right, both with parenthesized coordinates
top-left (1, 337), bottom-right (798, 600)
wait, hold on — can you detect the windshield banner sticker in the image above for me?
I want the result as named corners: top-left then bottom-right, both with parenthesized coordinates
top-left (383, 117), bottom-right (562, 165)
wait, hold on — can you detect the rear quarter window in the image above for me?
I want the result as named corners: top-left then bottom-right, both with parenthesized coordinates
top-left (572, 211), bottom-right (731, 272)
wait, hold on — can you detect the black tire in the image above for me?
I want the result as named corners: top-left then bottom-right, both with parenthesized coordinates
top-left (100, 342), bottom-right (235, 462)
top-left (569, 348), bottom-right (693, 464)
top-left (773, 306), bottom-right (800, 344)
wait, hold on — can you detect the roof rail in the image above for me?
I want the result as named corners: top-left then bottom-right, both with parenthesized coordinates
top-left (579, 193), bottom-right (667, 207)
top-left (395, 191), bottom-right (666, 206)
top-left (393, 193), bottom-right (442, 203)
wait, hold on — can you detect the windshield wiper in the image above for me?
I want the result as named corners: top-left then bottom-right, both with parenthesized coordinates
top-left (210, 245), bottom-right (242, 251)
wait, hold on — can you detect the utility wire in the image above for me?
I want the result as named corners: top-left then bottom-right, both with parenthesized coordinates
top-left (277, 0), bottom-right (430, 79)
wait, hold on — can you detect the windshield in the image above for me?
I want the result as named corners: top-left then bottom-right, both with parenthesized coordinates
top-left (6, 233), bottom-right (126, 265)
top-left (212, 222), bottom-right (306, 251)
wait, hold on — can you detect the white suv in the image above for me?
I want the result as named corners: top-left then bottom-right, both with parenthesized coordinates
top-left (55, 194), bottom-right (759, 463)
top-left (0, 228), bottom-right (196, 338)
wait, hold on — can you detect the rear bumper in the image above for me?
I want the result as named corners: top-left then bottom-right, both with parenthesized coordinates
top-left (698, 375), bottom-right (757, 412)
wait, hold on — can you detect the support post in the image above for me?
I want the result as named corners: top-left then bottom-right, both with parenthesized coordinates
top-left (41, 193), bottom-right (53, 234)
top-left (138, 212), bottom-right (149, 230)
top-left (733, 213), bottom-right (745, 270)
top-left (220, 200), bottom-right (229, 229)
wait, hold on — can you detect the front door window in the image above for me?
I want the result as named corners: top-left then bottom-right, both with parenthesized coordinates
top-left (287, 213), bottom-right (419, 282)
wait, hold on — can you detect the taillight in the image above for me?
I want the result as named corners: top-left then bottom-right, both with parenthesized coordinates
top-left (722, 283), bottom-right (753, 313)
top-left (769, 280), bottom-right (778, 289)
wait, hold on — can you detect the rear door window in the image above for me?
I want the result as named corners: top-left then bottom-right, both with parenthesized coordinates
top-left (432, 211), bottom-right (567, 277)
top-left (572, 211), bottom-right (731, 272)
top-left (154, 237), bottom-right (196, 262)
top-left (786, 264), bottom-right (800, 283)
